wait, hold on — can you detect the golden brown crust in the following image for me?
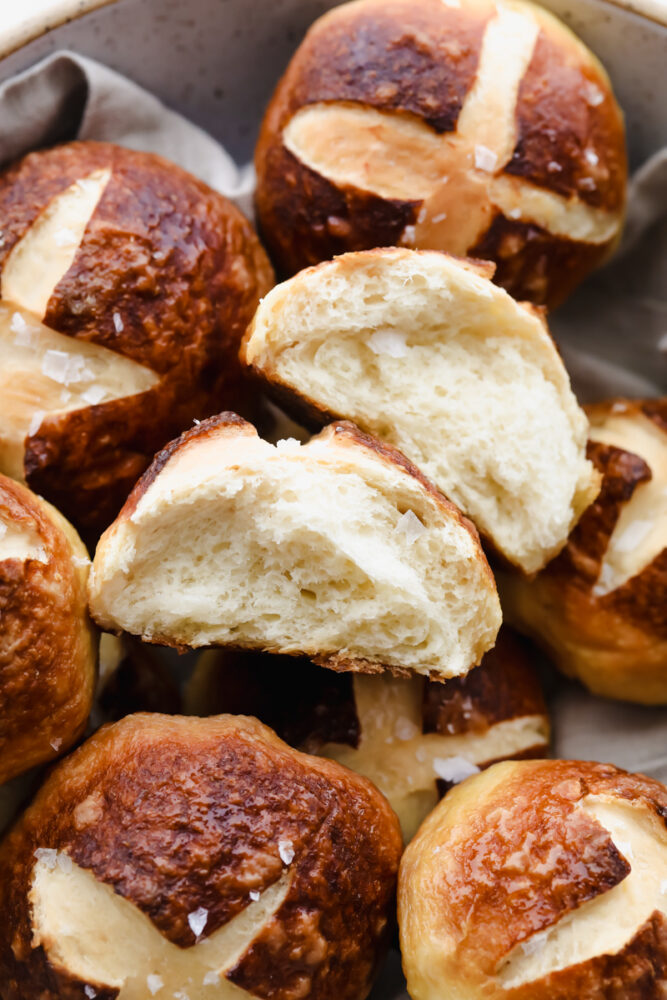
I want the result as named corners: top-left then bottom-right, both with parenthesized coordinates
top-left (254, 0), bottom-right (626, 305)
top-left (399, 759), bottom-right (667, 999)
top-left (0, 475), bottom-right (96, 785)
top-left (0, 713), bottom-right (402, 1000)
top-left (498, 398), bottom-right (667, 702)
top-left (0, 141), bottom-right (274, 537)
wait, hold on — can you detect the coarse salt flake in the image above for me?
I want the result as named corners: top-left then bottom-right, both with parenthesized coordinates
top-left (432, 756), bottom-right (480, 784)
top-left (432, 212), bottom-right (448, 223)
top-left (474, 145), bottom-right (498, 172)
top-left (396, 510), bottom-right (427, 544)
top-left (11, 311), bottom-right (36, 346)
top-left (507, 207), bottom-right (522, 220)
top-left (279, 838), bottom-right (295, 865)
top-left (146, 974), bottom-right (163, 995)
top-left (583, 82), bottom-right (605, 106)
top-left (173, 992), bottom-right (190, 1000)
top-left (203, 970), bottom-right (219, 985)
top-left (50, 738), bottom-right (63, 751)
top-left (578, 176), bottom-right (597, 192)
top-left (249, 890), bottom-right (261, 901)
top-left (584, 148), bottom-right (599, 166)
top-left (276, 438), bottom-right (302, 451)
top-left (34, 847), bottom-right (58, 869)
top-left (368, 330), bottom-right (409, 358)
top-left (188, 906), bottom-right (208, 938)
top-left (28, 411), bottom-right (45, 436)
top-left (82, 385), bottom-right (108, 406)
top-left (84, 988), bottom-right (97, 999)
top-left (54, 227), bottom-right (78, 247)
top-left (395, 717), bottom-right (419, 741)
top-left (57, 851), bottom-right (73, 873)
top-left (41, 350), bottom-right (90, 385)
top-left (401, 224), bottom-right (416, 244)
top-left (113, 312), bottom-right (124, 333)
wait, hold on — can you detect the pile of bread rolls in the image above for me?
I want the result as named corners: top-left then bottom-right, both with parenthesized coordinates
top-left (0, 0), bottom-right (665, 998)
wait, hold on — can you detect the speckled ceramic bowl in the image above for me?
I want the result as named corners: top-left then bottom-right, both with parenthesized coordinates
top-left (0, 3), bottom-right (666, 998)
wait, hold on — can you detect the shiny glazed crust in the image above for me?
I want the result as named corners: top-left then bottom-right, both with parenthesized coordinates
top-left (0, 474), bottom-right (96, 785)
top-left (0, 141), bottom-right (274, 536)
top-left (498, 398), bottom-right (667, 703)
top-left (0, 713), bottom-right (402, 1000)
top-left (254, 0), bottom-right (626, 306)
top-left (399, 759), bottom-right (667, 1000)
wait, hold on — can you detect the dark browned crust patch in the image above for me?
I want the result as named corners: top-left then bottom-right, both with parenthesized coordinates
top-left (0, 714), bottom-right (402, 1000)
top-left (423, 627), bottom-right (547, 736)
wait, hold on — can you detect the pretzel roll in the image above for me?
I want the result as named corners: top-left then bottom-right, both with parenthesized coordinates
top-left (255, 0), bottom-right (626, 307)
top-left (499, 398), bottom-right (667, 704)
top-left (88, 414), bottom-right (501, 681)
top-left (0, 713), bottom-right (402, 1000)
top-left (186, 628), bottom-right (550, 841)
top-left (0, 141), bottom-right (274, 536)
top-left (0, 474), bottom-right (96, 786)
top-left (399, 759), bottom-right (667, 1000)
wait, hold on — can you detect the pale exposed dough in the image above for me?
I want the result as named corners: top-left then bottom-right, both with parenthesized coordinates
top-left (320, 673), bottom-right (548, 842)
top-left (89, 420), bottom-right (501, 680)
top-left (497, 797), bottom-right (667, 987)
top-left (30, 856), bottom-right (291, 999)
top-left (244, 249), bottom-right (598, 572)
top-left (589, 409), bottom-right (667, 594)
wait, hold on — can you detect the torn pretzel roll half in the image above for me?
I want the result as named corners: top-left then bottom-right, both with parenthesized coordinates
top-left (186, 627), bottom-right (550, 842)
top-left (399, 759), bottom-right (667, 1000)
top-left (0, 713), bottom-right (402, 1000)
top-left (242, 248), bottom-right (599, 573)
top-left (88, 413), bottom-right (501, 682)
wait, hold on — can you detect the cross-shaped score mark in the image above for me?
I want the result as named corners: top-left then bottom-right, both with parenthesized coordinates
top-left (0, 170), bottom-right (158, 481)
top-left (283, 4), bottom-right (618, 256)
top-left (30, 855), bottom-right (292, 999)
top-left (496, 797), bottom-right (667, 987)
top-left (588, 413), bottom-right (667, 596)
top-left (320, 673), bottom-right (546, 840)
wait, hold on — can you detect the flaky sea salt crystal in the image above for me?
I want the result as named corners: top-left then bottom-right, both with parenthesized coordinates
top-left (432, 212), bottom-right (448, 223)
top-left (173, 992), bottom-right (190, 1000)
top-left (578, 176), bottom-right (597, 192)
top-left (584, 148), bottom-right (599, 166)
top-left (275, 438), bottom-right (301, 451)
top-left (474, 145), bottom-right (498, 172)
top-left (396, 510), bottom-right (427, 544)
top-left (34, 847), bottom-right (57, 869)
top-left (279, 838), bottom-right (295, 865)
top-left (401, 224), bottom-right (416, 244)
top-left (82, 385), bottom-right (108, 406)
top-left (54, 227), bottom-right (78, 247)
top-left (395, 717), bottom-right (419, 741)
top-left (203, 971), bottom-right (219, 985)
top-left (11, 311), bottom-right (36, 346)
top-left (368, 330), bottom-right (409, 358)
top-left (188, 907), bottom-right (208, 938)
top-left (146, 974), bottom-right (163, 995)
top-left (57, 851), bottom-right (73, 873)
top-left (113, 312), bottom-right (124, 333)
top-left (40, 353), bottom-right (92, 386)
top-left (28, 411), bottom-right (45, 436)
top-left (84, 987), bottom-right (97, 999)
top-left (50, 738), bottom-right (63, 751)
top-left (583, 81), bottom-right (605, 106)
top-left (249, 890), bottom-right (260, 902)
top-left (432, 756), bottom-right (480, 784)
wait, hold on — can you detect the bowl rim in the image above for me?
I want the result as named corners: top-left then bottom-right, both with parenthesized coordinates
top-left (1, 0), bottom-right (666, 66)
